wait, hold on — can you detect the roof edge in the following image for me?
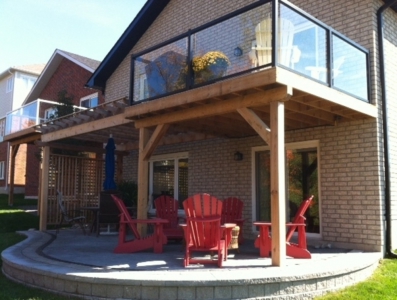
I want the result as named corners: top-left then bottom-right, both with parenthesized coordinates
top-left (86, 0), bottom-right (171, 91)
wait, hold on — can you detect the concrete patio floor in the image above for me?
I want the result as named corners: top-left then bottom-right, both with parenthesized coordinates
top-left (1, 228), bottom-right (381, 300)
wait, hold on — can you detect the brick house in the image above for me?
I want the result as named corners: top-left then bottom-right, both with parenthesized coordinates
top-left (0, 64), bottom-right (45, 194)
top-left (3, 49), bottom-right (104, 199)
top-left (32, 0), bottom-right (397, 266)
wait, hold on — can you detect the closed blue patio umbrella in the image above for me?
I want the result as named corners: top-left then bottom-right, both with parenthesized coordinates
top-left (103, 135), bottom-right (117, 191)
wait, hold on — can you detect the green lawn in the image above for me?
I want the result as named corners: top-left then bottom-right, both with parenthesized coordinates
top-left (0, 194), bottom-right (75, 300)
top-left (0, 194), bottom-right (396, 299)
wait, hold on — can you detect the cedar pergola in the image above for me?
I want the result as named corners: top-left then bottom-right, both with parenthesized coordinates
top-left (5, 67), bottom-right (376, 266)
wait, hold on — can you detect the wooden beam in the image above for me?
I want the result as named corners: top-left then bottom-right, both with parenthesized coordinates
top-left (134, 86), bottom-right (290, 128)
top-left (276, 67), bottom-right (377, 118)
top-left (142, 124), bottom-right (170, 161)
top-left (9, 133), bottom-right (41, 146)
top-left (270, 101), bottom-right (286, 266)
top-left (41, 113), bottom-right (132, 142)
top-left (125, 69), bottom-right (278, 119)
top-left (237, 107), bottom-right (271, 145)
top-left (39, 146), bottom-right (50, 231)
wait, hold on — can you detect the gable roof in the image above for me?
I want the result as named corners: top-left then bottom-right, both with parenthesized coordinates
top-left (24, 49), bottom-right (100, 104)
top-left (0, 64), bottom-right (45, 81)
top-left (86, 0), bottom-right (170, 91)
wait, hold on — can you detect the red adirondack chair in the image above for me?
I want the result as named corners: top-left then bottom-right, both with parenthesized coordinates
top-left (221, 197), bottom-right (245, 244)
top-left (111, 194), bottom-right (168, 254)
top-left (254, 195), bottom-right (314, 259)
top-left (181, 193), bottom-right (235, 268)
top-left (154, 195), bottom-right (184, 240)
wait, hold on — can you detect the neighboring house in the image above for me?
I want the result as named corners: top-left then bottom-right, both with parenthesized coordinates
top-left (2, 49), bottom-right (104, 199)
top-left (7, 0), bottom-right (397, 267)
top-left (0, 64), bottom-right (45, 194)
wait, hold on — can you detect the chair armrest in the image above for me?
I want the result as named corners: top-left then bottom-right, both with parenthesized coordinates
top-left (119, 218), bottom-right (168, 225)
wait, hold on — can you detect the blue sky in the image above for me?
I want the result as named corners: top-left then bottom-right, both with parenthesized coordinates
top-left (0, 0), bottom-right (147, 72)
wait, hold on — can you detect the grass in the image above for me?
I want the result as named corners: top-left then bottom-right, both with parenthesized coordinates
top-left (0, 194), bottom-right (75, 300)
top-left (1, 194), bottom-right (397, 299)
top-left (316, 258), bottom-right (397, 299)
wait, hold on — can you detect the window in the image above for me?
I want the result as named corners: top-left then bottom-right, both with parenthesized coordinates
top-left (253, 141), bottom-right (320, 234)
top-left (149, 152), bottom-right (188, 212)
top-left (6, 77), bottom-right (13, 93)
top-left (0, 161), bottom-right (5, 180)
top-left (80, 93), bottom-right (99, 108)
top-left (44, 108), bottom-right (57, 120)
top-left (0, 118), bottom-right (5, 137)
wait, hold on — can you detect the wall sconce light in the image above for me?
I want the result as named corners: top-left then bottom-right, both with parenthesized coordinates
top-left (234, 151), bottom-right (243, 161)
top-left (234, 47), bottom-right (243, 57)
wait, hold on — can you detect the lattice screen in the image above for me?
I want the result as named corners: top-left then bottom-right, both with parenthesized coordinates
top-left (47, 154), bottom-right (104, 225)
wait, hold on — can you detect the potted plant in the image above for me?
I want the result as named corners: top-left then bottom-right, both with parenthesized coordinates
top-left (192, 51), bottom-right (230, 83)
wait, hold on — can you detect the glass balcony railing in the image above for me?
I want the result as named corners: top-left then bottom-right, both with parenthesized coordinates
top-left (5, 99), bottom-right (86, 136)
top-left (132, 0), bottom-right (369, 103)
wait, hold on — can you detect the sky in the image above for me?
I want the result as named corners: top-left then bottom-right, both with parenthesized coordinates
top-left (0, 0), bottom-right (147, 73)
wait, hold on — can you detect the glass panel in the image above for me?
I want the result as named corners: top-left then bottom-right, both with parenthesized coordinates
top-left (256, 151), bottom-right (271, 221)
top-left (6, 101), bottom-right (38, 135)
top-left (256, 147), bottom-right (319, 233)
top-left (281, 4), bottom-right (327, 81)
top-left (192, 2), bottom-right (271, 85)
top-left (287, 148), bottom-right (319, 233)
top-left (133, 37), bottom-right (188, 101)
top-left (332, 35), bottom-right (368, 100)
top-left (178, 158), bottom-right (189, 208)
top-left (152, 160), bottom-right (175, 203)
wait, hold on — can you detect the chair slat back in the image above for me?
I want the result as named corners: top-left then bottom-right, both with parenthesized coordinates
top-left (57, 190), bottom-right (69, 220)
top-left (111, 194), bottom-right (141, 239)
top-left (154, 195), bottom-right (179, 229)
top-left (286, 195), bottom-right (314, 241)
top-left (183, 193), bottom-right (222, 219)
top-left (221, 197), bottom-right (243, 224)
top-left (183, 194), bottom-right (223, 249)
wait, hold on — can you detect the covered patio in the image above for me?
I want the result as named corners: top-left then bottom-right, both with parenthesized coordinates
top-left (34, 66), bottom-right (376, 266)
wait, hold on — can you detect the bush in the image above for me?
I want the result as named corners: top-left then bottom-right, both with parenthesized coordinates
top-left (117, 180), bottom-right (138, 207)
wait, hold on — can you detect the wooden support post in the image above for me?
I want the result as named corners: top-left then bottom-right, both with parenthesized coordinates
top-left (270, 101), bottom-right (286, 266)
top-left (137, 128), bottom-right (150, 235)
top-left (8, 144), bottom-right (20, 206)
top-left (39, 146), bottom-right (50, 231)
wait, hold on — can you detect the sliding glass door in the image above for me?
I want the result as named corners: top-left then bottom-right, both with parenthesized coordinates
top-left (254, 142), bottom-right (319, 233)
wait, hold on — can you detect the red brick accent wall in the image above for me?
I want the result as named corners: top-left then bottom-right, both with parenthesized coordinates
top-left (25, 144), bottom-right (40, 198)
top-left (38, 58), bottom-right (104, 105)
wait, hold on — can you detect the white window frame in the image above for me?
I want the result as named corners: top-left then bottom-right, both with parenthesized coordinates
top-left (251, 140), bottom-right (321, 238)
top-left (0, 161), bottom-right (5, 180)
top-left (6, 77), bottom-right (13, 93)
top-left (80, 92), bottom-right (99, 108)
top-left (148, 152), bottom-right (188, 215)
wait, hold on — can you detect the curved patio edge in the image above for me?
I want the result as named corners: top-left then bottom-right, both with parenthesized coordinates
top-left (2, 230), bottom-right (381, 300)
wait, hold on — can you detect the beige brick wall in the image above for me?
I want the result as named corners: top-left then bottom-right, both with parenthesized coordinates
top-left (383, 3), bottom-right (397, 250)
top-left (115, 0), bottom-right (389, 252)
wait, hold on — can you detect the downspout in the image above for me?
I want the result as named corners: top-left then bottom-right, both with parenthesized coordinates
top-left (377, 0), bottom-right (397, 258)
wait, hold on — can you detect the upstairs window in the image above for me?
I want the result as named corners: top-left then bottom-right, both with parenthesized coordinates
top-left (80, 93), bottom-right (98, 108)
top-left (0, 161), bottom-right (4, 180)
top-left (6, 77), bottom-right (13, 93)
